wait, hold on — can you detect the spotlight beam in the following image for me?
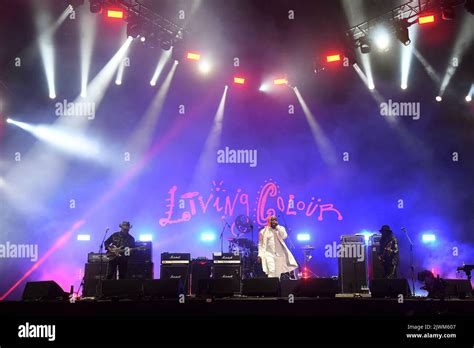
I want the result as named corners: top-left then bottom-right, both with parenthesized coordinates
top-left (401, 26), bottom-right (417, 89)
top-left (150, 50), bottom-right (171, 86)
top-left (79, 6), bottom-right (97, 97)
top-left (293, 87), bottom-right (336, 166)
top-left (34, 5), bottom-right (73, 99)
top-left (439, 16), bottom-right (473, 97)
top-left (125, 60), bottom-right (178, 166)
top-left (192, 86), bottom-right (228, 187)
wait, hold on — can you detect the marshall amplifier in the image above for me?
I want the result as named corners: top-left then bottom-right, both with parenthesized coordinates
top-left (130, 242), bottom-right (152, 263)
top-left (212, 253), bottom-right (241, 293)
top-left (160, 253), bottom-right (191, 292)
top-left (87, 252), bottom-right (109, 263)
top-left (161, 253), bottom-right (191, 264)
top-left (212, 252), bottom-right (241, 264)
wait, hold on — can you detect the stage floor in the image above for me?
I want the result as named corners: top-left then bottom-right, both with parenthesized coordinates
top-left (2, 297), bottom-right (473, 346)
top-left (2, 296), bottom-right (474, 317)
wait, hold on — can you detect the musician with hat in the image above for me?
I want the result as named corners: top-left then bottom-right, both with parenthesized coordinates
top-left (378, 225), bottom-right (399, 279)
top-left (104, 221), bottom-right (136, 280)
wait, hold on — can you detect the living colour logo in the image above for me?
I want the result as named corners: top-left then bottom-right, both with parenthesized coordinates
top-left (158, 180), bottom-right (343, 228)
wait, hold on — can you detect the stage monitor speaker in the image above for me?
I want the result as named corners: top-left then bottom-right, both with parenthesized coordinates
top-left (295, 278), bottom-right (338, 297)
top-left (143, 279), bottom-right (184, 298)
top-left (198, 278), bottom-right (240, 298)
top-left (444, 279), bottom-right (472, 299)
top-left (127, 262), bottom-right (154, 280)
top-left (242, 278), bottom-right (280, 297)
top-left (370, 278), bottom-right (411, 298)
top-left (101, 279), bottom-right (143, 299)
top-left (22, 281), bottom-right (67, 301)
top-left (160, 265), bottom-right (190, 292)
top-left (280, 279), bottom-right (299, 297)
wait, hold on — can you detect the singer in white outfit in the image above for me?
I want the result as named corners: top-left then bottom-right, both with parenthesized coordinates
top-left (257, 216), bottom-right (298, 279)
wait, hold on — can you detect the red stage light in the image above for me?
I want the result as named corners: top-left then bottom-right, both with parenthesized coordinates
top-left (273, 78), bottom-right (288, 85)
top-left (233, 77), bottom-right (245, 85)
top-left (418, 14), bottom-right (435, 24)
top-left (186, 52), bottom-right (201, 61)
top-left (106, 9), bottom-right (125, 19)
top-left (326, 54), bottom-right (341, 63)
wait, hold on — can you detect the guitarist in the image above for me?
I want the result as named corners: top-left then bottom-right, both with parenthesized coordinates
top-left (377, 225), bottom-right (399, 279)
top-left (104, 221), bottom-right (136, 279)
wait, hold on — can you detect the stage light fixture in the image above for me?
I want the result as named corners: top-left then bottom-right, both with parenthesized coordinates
top-left (466, 0), bottom-right (474, 14)
top-left (77, 234), bottom-right (90, 241)
top-left (373, 28), bottom-right (391, 52)
top-left (106, 8), bottom-right (124, 19)
top-left (90, 0), bottom-right (102, 13)
top-left (359, 36), bottom-right (371, 54)
top-left (395, 21), bottom-right (411, 46)
top-left (127, 21), bottom-right (142, 39)
top-left (233, 76), bottom-right (245, 85)
top-left (198, 61), bottom-right (211, 74)
top-left (161, 40), bottom-right (172, 51)
top-left (326, 53), bottom-right (341, 63)
top-left (422, 234), bottom-right (436, 243)
top-left (296, 233), bottom-right (310, 242)
top-left (186, 51), bottom-right (201, 61)
top-left (418, 14), bottom-right (435, 24)
top-left (436, 95), bottom-right (442, 102)
top-left (139, 234), bottom-right (153, 242)
top-left (441, 0), bottom-right (456, 20)
top-left (273, 78), bottom-right (288, 85)
top-left (466, 95), bottom-right (472, 102)
top-left (201, 232), bottom-right (216, 242)
top-left (140, 36), bottom-right (146, 42)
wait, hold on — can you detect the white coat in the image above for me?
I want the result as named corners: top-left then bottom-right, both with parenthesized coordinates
top-left (258, 225), bottom-right (298, 278)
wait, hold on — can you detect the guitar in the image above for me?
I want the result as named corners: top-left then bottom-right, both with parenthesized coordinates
top-left (106, 245), bottom-right (147, 261)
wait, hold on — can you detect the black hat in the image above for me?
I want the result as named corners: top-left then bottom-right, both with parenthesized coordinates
top-left (119, 221), bottom-right (132, 229)
top-left (379, 225), bottom-right (392, 233)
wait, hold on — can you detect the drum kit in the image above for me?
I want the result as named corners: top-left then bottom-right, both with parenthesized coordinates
top-left (226, 215), bottom-right (263, 278)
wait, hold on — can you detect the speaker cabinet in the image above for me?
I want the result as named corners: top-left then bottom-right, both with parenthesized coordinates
top-left (143, 279), bottom-right (184, 298)
top-left (370, 278), bottom-right (411, 298)
top-left (22, 281), bottom-right (67, 301)
top-left (242, 278), bottom-right (280, 297)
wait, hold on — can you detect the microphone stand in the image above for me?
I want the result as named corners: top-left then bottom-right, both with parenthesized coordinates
top-left (98, 227), bottom-right (109, 297)
top-left (220, 219), bottom-right (231, 254)
top-left (402, 227), bottom-right (416, 297)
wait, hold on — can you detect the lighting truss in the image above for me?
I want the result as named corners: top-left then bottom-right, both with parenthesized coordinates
top-left (98, 0), bottom-right (188, 46)
top-left (346, 0), bottom-right (466, 49)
